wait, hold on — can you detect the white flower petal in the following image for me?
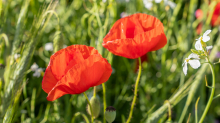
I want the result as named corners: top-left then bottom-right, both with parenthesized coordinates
top-left (182, 61), bottom-right (186, 67)
top-left (195, 40), bottom-right (203, 50)
top-left (45, 42), bottom-right (53, 51)
top-left (33, 68), bottom-right (44, 77)
top-left (202, 30), bottom-right (211, 42)
top-left (144, 2), bottom-right (153, 9)
top-left (166, 1), bottom-right (176, 8)
top-left (203, 30), bottom-right (211, 36)
top-left (155, 0), bottom-right (162, 3)
top-left (63, 44), bottom-right (67, 49)
top-left (188, 60), bottom-right (201, 69)
top-left (202, 35), bottom-right (210, 42)
top-left (14, 54), bottom-right (21, 60)
top-left (31, 63), bottom-right (39, 71)
top-left (188, 53), bottom-right (200, 59)
top-left (183, 63), bottom-right (188, 75)
top-left (206, 46), bottom-right (213, 51)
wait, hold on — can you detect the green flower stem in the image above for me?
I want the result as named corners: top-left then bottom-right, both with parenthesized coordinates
top-left (83, 92), bottom-right (94, 123)
top-left (102, 83), bottom-right (106, 123)
top-left (199, 62), bottom-right (215, 123)
top-left (126, 57), bottom-right (142, 123)
top-left (93, 86), bottom-right (96, 97)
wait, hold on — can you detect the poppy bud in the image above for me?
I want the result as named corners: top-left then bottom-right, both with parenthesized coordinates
top-left (105, 106), bottom-right (116, 123)
top-left (87, 96), bottom-right (100, 118)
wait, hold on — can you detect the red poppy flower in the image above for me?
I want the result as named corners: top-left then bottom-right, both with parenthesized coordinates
top-left (195, 2), bottom-right (220, 34)
top-left (42, 45), bottom-right (112, 101)
top-left (195, 9), bottom-right (203, 19)
top-left (195, 9), bottom-right (203, 34)
top-left (211, 2), bottom-right (220, 26)
top-left (103, 13), bottom-right (167, 59)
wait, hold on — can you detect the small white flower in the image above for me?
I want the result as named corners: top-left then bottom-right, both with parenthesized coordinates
top-left (143, 0), bottom-right (153, 10)
top-left (165, 0), bottom-right (176, 9)
top-left (33, 68), bottom-right (44, 77)
top-left (206, 46), bottom-right (213, 51)
top-left (196, 30), bottom-right (211, 42)
top-left (31, 63), bottom-right (39, 71)
top-left (102, 0), bottom-right (106, 3)
top-left (155, 0), bottom-right (162, 3)
top-left (143, 0), bottom-right (176, 10)
top-left (195, 30), bottom-right (212, 51)
top-left (120, 12), bottom-right (128, 18)
top-left (44, 42), bottom-right (53, 51)
top-left (63, 44), bottom-right (67, 49)
top-left (182, 53), bottom-right (201, 75)
top-left (14, 53), bottom-right (20, 60)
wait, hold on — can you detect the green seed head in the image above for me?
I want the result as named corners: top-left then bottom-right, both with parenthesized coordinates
top-left (105, 106), bottom-right (116, 123)
top-left (87, 96), bottom-right (100, 118)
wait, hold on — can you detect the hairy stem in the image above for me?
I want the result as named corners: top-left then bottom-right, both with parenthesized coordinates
top-left (126, 57), bottom-right (142, 123)
top-left (83, 92), bottom-right (93, 123)
top-left (102, 83), bottom-right (106, 123)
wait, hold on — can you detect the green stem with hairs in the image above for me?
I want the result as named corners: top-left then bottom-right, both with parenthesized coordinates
top-left (93, 86), bottom-right (96, 97)
top-left (199, 62), bottom-right (215, 123)
top-left (126, 57), bottom-right (142, 123)
top-left (83, 92), bottom-right (94, 123)
top-left (102, 83), bottom-right (106, 123)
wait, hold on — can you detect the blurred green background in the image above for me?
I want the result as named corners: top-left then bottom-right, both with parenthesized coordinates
top-left (0, 0), bottom-right (220, 123)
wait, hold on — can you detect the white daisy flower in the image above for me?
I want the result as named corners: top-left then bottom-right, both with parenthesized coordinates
top-left (33, 68), bottom-right (44, 77)
top-left (31, 63), bottom-right (39, 71)
top-left (44, 42), bottom-right (53, 51)
top-left (182, 53), bottom-right (201, 75)
top-left (195, 30), bottom-right (212, 51)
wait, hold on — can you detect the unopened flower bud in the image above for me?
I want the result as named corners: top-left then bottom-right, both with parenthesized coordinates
top-left (191, 49), bottom-right (199, 55)
top-left (105, 106), bottom-right (116, 123)
top-left (199, 55), bottom-right (206, 59)
top-left (87, 96), bottom-right (100, 118)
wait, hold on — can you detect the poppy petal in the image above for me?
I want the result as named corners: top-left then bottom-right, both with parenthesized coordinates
top-left (46, 83), bottom-right (74, 101)
top-left (50, 45), bottom-right (100, 80)
top-left (42, 66), bottom-right (59, 93)
top-left (65, 55), bottom-right (112, 93)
